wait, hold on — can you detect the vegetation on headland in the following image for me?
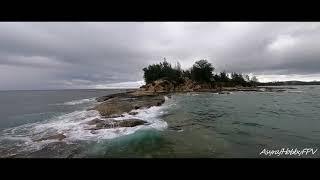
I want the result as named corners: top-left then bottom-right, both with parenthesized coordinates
top-left (142, 59), bottom-right (259, 89)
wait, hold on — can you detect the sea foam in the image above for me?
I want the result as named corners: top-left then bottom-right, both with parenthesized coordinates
top-left (0, 97), bottom-right (171, 153)
top-left (62, 97), bottom-right (96, 105)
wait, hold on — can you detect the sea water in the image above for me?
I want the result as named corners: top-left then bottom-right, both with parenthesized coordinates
top-left (1, 86), bottom-right (320, 158)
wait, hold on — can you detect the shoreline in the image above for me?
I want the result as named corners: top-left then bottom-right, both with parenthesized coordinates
top-left (92, 85), bottom-right (295, 119)
top-left (3, 85), bottom-right (301, 149)
top-left (34, 85), bottom-right (289, 141)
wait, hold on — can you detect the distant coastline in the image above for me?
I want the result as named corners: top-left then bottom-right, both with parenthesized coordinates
top-left (258, 81), bottom-right (320, 86)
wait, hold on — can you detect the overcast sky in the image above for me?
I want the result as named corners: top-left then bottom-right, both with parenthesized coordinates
top-left (0, 22), bottom-right (320, 90)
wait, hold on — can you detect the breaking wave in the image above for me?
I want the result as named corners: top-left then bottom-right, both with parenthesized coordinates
top-left (61, 98), bottom-right (96, 105)
top-left (287, 91), bottom-right (303, 93)
top-left (0, 97), bottom-right (173, 155)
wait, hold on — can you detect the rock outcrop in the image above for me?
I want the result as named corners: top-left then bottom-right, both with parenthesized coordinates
top-left (139, 79), bottom-right (219, 93)
top-left (93, 90), bottom-right (165, 118)
top-left (86, 118), bottom-right (148, 130)
top-left (140, 79), bottom-right (175, 93)
top-left (138, 79), bottom-right (294, 94)
top-left (93, 80), bottom-right (292, 122)
top-left (140, 79), bottom-right (198, 92)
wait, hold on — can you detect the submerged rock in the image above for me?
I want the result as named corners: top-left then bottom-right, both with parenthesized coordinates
top-left (26, 142), bottom-right (82, 158)
top-left (115, 119), bottom-right (148, 127)
top-left (128, 111), bottom-right (138, 115)
top-left (87, 118), bottom-right (148, 130)
top-left (168, 126), bottom-right (183, 132)
top-left (35, 133), bottom-right (66, 142)
top-left (218, 91), bottom-right (230, 94)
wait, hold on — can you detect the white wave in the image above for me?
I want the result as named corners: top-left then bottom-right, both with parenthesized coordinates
top-left (288, 91), bottom-right (303, 93)
top-left (49, 98), bottom-right (96, 106)
top-left (0, 98), bottom-right (171, 151)
top-left (62, 98), bottom-right (96, 105)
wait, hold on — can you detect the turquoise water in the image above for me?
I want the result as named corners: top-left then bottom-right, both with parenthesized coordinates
top-left (1, 86), bottom-right (320, 158)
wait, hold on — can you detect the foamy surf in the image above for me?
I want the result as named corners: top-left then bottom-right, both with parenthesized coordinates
top-left (52, 97), bottom-right (97, 106)
top-left (0, 97), bottom-right (172, 153)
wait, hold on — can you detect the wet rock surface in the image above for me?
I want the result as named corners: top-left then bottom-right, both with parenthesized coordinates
top-left (86, 118), bottom-right (148, 130)
top-left (93, 92), bottom-right (165, 118)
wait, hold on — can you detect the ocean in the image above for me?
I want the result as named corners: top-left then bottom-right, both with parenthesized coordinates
top-left (1, 86), bottom-right (320, 158)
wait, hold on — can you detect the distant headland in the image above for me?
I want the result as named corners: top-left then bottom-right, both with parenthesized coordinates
top-left (139, 59), bottom-right (319, 92)
top-left (88, 59), bottom-right (297, 131)
top-left (258, 81), bottom-right (320, 86)
top-left (139, 59), bottom-right (259, 93)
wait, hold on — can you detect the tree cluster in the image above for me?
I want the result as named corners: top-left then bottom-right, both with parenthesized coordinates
top-left (143, 59), bottom-right (259, 87)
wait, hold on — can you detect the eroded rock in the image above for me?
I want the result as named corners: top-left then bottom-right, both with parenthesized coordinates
top-left (93, 95), bottom-right (165, 118)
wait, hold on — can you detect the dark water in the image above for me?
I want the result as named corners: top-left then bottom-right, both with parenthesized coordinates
top-left (1, 86), bottom-right (320, 158)
top-left (0, 89), bottom-right (128, 130)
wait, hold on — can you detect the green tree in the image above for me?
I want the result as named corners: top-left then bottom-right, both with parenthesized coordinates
top-left (190, 60), bottom-right (215, 83)
top-left (230, 72), bottom-right (247, 86)
top-left (175, 61), bottom-right (182, 72)
top-left (182, 69), bottom-right (192, 80)
top-left (219, 71), bottom-right (229, 82)
top-left (250, 76), bottom-right (259, 87)
top-left (244, 74), bottom-right (250, 82)
top-left (251, 76), bottom-right (258, 82)
top-left (143, 59), bottom-right (183, 84)
top-left (143, 64), bottom-right (161, 84)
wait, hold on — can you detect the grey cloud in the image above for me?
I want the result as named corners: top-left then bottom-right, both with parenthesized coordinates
top-left (0, 22), bottom-right (320, 90)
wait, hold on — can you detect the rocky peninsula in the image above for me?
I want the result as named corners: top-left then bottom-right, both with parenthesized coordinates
top-left (33, 59), bottom-right (295, 142)
top-left (33, 79), bottom-right (294, 142)
top-left (85, 79), bottom-right (293, 132)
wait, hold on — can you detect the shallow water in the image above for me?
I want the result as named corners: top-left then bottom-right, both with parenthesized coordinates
top-left (1, 86), bottom-right (320, 158)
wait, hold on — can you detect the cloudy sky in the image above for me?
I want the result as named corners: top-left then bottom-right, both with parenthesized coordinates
top-left (0, 22), bottom-right (320, 90)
